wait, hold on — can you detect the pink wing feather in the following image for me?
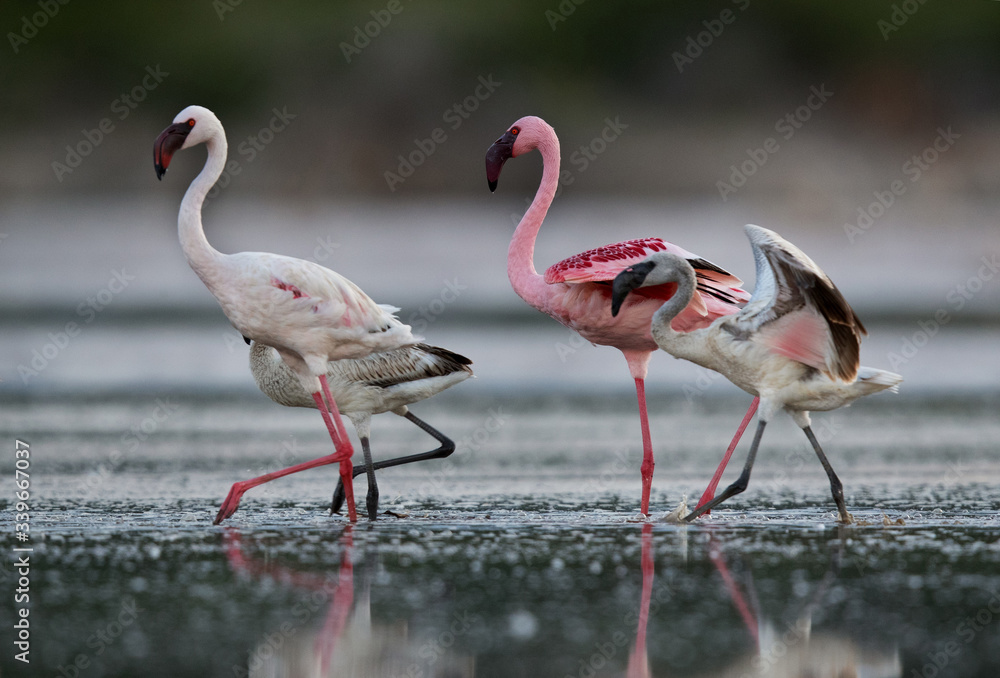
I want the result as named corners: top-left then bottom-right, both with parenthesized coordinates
top-left (545, 238), bottom-right (750, 326)
top-left (545, 238), bottom-right (682, 284)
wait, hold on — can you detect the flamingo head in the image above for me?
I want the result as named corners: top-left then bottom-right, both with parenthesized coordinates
top-left (154, 105), bottom-right (222, 180)
top-left (485, 115), bottom-right (552, 192)
top-left (610, 260), bottom-right (658, 316)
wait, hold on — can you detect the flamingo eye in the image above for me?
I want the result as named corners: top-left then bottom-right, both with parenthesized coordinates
top-left (186, 119), bottom-right (195, 127)
top-left (511, 126), bottom-right (520, 135)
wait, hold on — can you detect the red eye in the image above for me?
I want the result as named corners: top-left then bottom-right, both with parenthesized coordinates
top-left (511, 127), bottom-right (520, 135)
top-left (186, 119), bottom-right (195, 127)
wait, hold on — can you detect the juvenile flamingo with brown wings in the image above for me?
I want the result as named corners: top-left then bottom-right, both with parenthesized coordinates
top-left (485, 115), bottom-right (760, 516)
top-left (612, 224), bottom-right (903, 522)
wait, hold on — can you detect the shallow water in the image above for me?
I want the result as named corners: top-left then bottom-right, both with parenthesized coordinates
top-left (1, 392), bottom-right (999, 676)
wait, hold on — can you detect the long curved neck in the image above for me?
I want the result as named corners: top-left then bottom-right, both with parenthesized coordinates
top-left (650, 261), bottom-right (697, 349)
top-left (507, 132), bottom-right (560, 302)
top-left (178, 132), bottom-right (226, 284)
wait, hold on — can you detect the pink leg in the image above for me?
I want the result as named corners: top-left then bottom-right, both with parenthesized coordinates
top-left (634, 377), bottom-right (655, 516)
top-left (627, 522), bottom-right (654, 676)
top-left (695, 397), bottom-right (759, 514)
top-left (319, 375), bottom-right (357, 523)
top-left (709, 537), bottom-right (759, 644)
top-left (213, 388), bottom-right (357, 525)
top-left (315, 526), bottom-right (354, 674)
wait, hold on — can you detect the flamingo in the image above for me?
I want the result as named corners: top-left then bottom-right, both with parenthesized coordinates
top-left (248, 340), bottom-right (473, 520)
top-left (224, 528), bottom-right (477, 675)
top-left (485, 115), bottom-right (760, 516)
top-left (154, 105), bottom-right (418, 524)
top-left (611, 224), bottom-right (903, 523)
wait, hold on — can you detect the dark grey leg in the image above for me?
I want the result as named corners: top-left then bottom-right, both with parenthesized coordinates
top-left (685, 421), bottom-right (768, 522)
top-left (331, 412), bottom-right (456, 514)
top-left (803, 426), bottom-right (853, 524)
top-left (360, 436), bottom-right (379, 521)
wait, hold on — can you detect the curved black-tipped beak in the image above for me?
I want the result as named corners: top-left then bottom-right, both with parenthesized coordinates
top-left (485, 130), bottom-right (516, 192)
top-left (611, 261), bottom-right (656, 316)
top-left (153, 122), bottom-right (192, 180)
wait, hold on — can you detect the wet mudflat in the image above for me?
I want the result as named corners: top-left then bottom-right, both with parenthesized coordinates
top-left (1, 391), bottom-right (999, 677)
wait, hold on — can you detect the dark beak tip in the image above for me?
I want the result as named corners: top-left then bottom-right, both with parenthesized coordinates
top-left (488, 179), bottom-right (498, 193)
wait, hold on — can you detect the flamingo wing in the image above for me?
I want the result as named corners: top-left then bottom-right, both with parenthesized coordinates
top-left (738, 224), bottom-right (866, 382)
top-left (238, 252), bottom-right (415, 343)
top-left (545, 237), bottom-right (750, 319)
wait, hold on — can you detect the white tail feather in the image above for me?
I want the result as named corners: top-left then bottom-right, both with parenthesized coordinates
top-left (857, 367), bottom-right (903, 394)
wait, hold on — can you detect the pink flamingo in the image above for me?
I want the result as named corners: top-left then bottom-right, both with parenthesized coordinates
top-left (154, 105), bottom-right (417, 524)
top-left (485, 115), bottom-right (760, 516)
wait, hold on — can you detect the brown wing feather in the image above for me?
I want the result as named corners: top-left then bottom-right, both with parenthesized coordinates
top-left (331, 343), bottom-right (473, 388)
top-left (758, 242), bottom-right (865, 382)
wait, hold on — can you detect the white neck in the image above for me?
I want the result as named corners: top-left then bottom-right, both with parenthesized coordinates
top-left (178, 133), bottom-right (226, 284)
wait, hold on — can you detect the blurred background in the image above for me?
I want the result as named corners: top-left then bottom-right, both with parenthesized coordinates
top-left (3, 0), bottom-right (1000, 395)
top-left (3, 4), bottom-right (1000, 676)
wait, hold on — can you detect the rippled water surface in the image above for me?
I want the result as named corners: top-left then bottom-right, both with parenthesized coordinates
top-left (1, 391), bottom-right (999, 677)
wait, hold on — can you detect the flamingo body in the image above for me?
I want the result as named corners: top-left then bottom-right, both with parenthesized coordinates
top-left (485, 115), bottom-right (760, 515)
top-left (154, 105), bottom-right (417, 523)
top-left (250, 340), bottom-right (473, 518)
top-left (250, 341), bottom-right (472, 421)
top-left (612, 224), bottom-right (902, 522)
top-left (207, 252), bottom-right (415, 382)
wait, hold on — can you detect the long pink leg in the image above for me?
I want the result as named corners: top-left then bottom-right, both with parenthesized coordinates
top-left (627, 522), bottom-right (654, 677)
top-left (709, 537), bottom-right (759, 644)
top-left (634, 377), bottom-right (655, 516)
top-left (318, 375), bottom-right (357, 523)
top-left (214, 388), bottom-right (357, 524)
top-left (315, 526), bottom-right (354, 674)
top-left (694, 397), bottom-right (760, 514)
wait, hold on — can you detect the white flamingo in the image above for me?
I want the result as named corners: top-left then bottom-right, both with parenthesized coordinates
top-left (154, 105), bottom-right (418, 524)
top-left (611, 224), bottom-right (902, 523)
top-left (248, 340), bottom-right (473, 520)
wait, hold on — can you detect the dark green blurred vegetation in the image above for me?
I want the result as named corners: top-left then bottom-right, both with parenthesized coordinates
top-left (3, 0), bottom-right (999, 194)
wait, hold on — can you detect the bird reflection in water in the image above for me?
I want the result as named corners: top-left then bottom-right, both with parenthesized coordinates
top-left (224, 528), bottom-right (476, 677)
top-left (681, 531), bottom-right (902, 678)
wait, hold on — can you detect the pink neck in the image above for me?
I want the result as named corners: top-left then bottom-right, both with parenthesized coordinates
top-left (507, 131), bottom-right (561, 308)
